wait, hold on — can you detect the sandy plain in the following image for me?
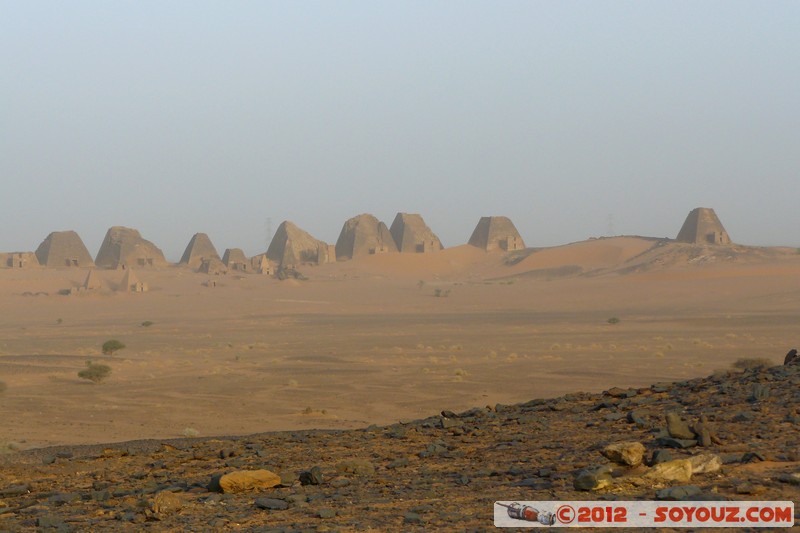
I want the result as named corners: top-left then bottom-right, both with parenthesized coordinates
top-left (1, 237), bottom-right (799, 450)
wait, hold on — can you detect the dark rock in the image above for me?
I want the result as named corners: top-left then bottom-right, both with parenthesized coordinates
top-left (386, 458), bottom-right (409, 469)
top-left (299, 466), bottom-right (323, 485)
top-left (655, 485), bottom-right (702, 500)
top-left (574, 465), bottom-right (613, 491)
top-left (655, 437), bottom-right (697, 449)
top-left (649, 449), bottom-right (673, 465)
top-left (627, 410), bottom-right (648, 425)
top-left (255, 497), bottom-right (289, 510)
top-left (741, 451), bottom-right (766, 463)
top-left (403, 512), bottom-right (423, 524)
top-left (441, 410), bottom-right (458, 418)
top-left (666, 412), bottom-right (695, 439)
top-left (749, 384), bottom-right (770, 402)
top-left (317, 508), bottom-right (336, 518)
top-left (441, 417), bottom-right (461, 429)
top-left (36, 516), bottom-right (71, 531)
top-left (0, 484), bottom-right (30, 497)
top-left (732, 411), bottom-right (755, 422)
top-left (48, 492), bottom-right (80, 506)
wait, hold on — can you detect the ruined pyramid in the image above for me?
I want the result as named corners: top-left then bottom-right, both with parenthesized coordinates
top-left (95, 227), bottom-right (168, 269)
top-left (468, 216), bottom-right (525, 252)
top-left (3, 252), bottom-right (39, 269)
top-left (198, 257), bottom-right (227, 275)
top-left (675, 208), bottom-right (731, 245)
top-left (266, 221), bottom-right (330, 269)
top-left (389, 213), bottom-right (443, 253)
top-left (179, 233), bottom-right (221, 269)
top-left (335, 214), bottom-right (398, 260)
top-left (222, 248), bottom-right (249, 272)
top-left (35, 230), bottom-right (95, 268)
top-left (82, 269), bottom-right (103, 290)
top-left (118, 269), bottom-right (147, 292)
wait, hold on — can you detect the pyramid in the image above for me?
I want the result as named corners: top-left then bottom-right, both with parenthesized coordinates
top-left (179, 233), bottom-right (221, 269)
top-left (222, 248), bottom-right (249, 271)
top-left (266, 221), bottom-right (328, 268)
top-left (335, 214), bottom-right (398, 260)
top-left (468, 216), bottom-right (525, 252)
top-left (198, 257), bottom-right (227, 275)
top-left (118, 269), bottom-right (147, 292)
top-left (389, 213), bottom-right (443, 253)
top-left (95, 226), bottom-right (168, 269)
top-left (250, 254), bottom-right (274, 275)
top-left (35, 230), bottom-right (95, 268)
top-left (82, 269), bottom-right (103, 290)
top-left (676, 208), bottom-right (731, 245)
top-left (3, 252), bottom-right (39, 269)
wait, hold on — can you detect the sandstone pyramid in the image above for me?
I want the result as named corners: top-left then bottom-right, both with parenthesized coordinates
top-left (468, 216), bottom-right (525, 251)
top-left (389, 213), bottom-right (443, 253)
top-left (3, 252), bottom-right (39, 269)
top-left (199, 257), bottom-right (227, 275)
top-left (335, 214), bottom-right (398, 260)
top-left (118, 269), bottom-right (147, 292)
top-left (267, 221), bottom-right (328, 268)
top-left (250, 254), bottom-right (274, 275)
top-left (676, 208), bottom-right (731, 245)
top-left (95, 227), bottom-right (168, 269)
top-left (35, 230), bottom-right (94, 268)
top-left (82, 269), bottom-right (103, 290)
top-left (179, 233), bottom-right (221, 269)
top-left (222, 248), bottom-right (249, 272)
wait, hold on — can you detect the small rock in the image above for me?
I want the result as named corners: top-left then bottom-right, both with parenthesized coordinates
top-left (48, 492), bottom-right (80, 506)
top-left (749, 383), bottom-right (770, 402)
top-left (36, 516), bottom-right (70, 531)
top-left (217, 469), bottom-right (281, 493)
top-left (299, 466), bottom-right (323, 486)
top-left (649, 449), bottom-right (673, 465)
top-left (731, 411), bottom-right (755, 422)
top-left (335, 459), bottom-right (375, 476)
top-left (601, 442), bottom-right (646, 466)
top-left (645, 459), bottom-right (693, 482)
top-left (655, 437), bottom-right (697, 449)
top-left (403, 512), bottom-right (423, 524)
top-left (655, 485), bottom-right (702, 500)
top-left (627, 410), bottom-right (648, 425)
top-left (318, 508), bottom-right (336, 518)
top-left (152, 491), bottom-right (184, 515)
top-left (736, 483), bottom-right (765, 495)
top-left (255, 497), bottom-right (289, 510)
top-left (666, 412), bottom-right (695, 439)
top-left (574, 465), bottom-right (613, 491)
top-left (741, 451), bottom-right (766, 463)
top-left (688, 453), bottom-right (722, 474)
top-left (777, 472), bottom-right (800, 486)
top-left (441, 417), bottom-right (461, 429)
top-left (331, 478), bottom-right (350, 488)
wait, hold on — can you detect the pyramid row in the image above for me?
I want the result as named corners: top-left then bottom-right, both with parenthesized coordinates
top-left (2, 208), bottom-right (730, 271)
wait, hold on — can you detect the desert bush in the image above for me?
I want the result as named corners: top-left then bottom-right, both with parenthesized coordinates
top-left (102, 339), bottom-right (125, 355)
top-left (433, 289), bottom-right (451, 297)
top-left (141, 321), bottom-right (154, 327)
top-left (0, 441), bottom-right (21, 454)
top-left (732, 358), bottom-right (772, 370)
top-left (78, 362), bottom-right (112, 383)
top-left (607, 317), bottom-right (621, 324)
top-left (183, 427), bottom-right (199, 438)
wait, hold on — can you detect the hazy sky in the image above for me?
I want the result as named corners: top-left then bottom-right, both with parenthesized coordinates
top-left (2, 2), bottom-right (798, 260)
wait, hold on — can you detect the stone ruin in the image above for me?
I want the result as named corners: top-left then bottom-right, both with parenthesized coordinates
top-left (3, 252), bottom-right (40, 269)
top-left (179, 233), bottom-right (222, 270)
top-left (467, 216), bottom-right (525, 251)
top-left (95, 226), bottom-right (168, 269)
top-left (267, 221), bottom-right (332, 270)
top-left (222, 248), bottom-right (250, 272)
top-left (35, 230), bottom-right (95, 268)
top-left (335, 214), bottom-right (398, 260)
top-left (250, 254), bottom-right (274, 275)
top-left (389, 213), bottom-right (443, 253)
top-left (118, 269), bottom-right (147, 292)
top-left (199, 257), bottom-right (227, 275)
top-left (676, 208), bottom-right (731, 245)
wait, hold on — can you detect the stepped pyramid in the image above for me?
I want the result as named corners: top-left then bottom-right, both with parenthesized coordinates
top-left (389, 213), bottom-right (443, 253)
top-left (35, 230), bottom-right (94, 268)
top-left (467, 216), bottom-right (525, 251)
top-left (222, 248), bottom-right (249, 271)
top-left (95, 227), bottom-right (167, 269)
top-left (335, 214), bottom-right (398, 260)
top-left (266, 221), bottom-right (330, 269)
top-left (676, 208), bottom-right (731, 245)
top-left (179, 233), bottom-right (221, 269)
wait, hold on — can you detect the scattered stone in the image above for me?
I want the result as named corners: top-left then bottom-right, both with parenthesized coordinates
top-left (217, 469), bottom-right (281, 493)
top-left (666, 412), bottom-right (695, 439)
top-left (299, 466), bottom-right (323, 486)
top-left (317, 508), bottom-right (336, 519)
top-left (655, 485), bottom-right (702, 500)
top-left (741, 452), bottom-right (766, 463)
top-left (627, 410), bottom-right (647, 425)
top-left (441, 417), bottom-right (461, 429)
top-left (152, 491), bottom-right (183, 515)
top-left (0, 484), bottom-right (30, 497)
top-left (749, 384), bottom-right (770, 402)
top-left (48, 492), bottom-right (80, 506)
top-left (655, 437), bottom-right (697, 449)
top-left (255, 497), bottom-right (289, 511)
top-left (601, 442), bottom-right (646, 466)
top-left (688, 453), bottom-right (722, 474)
top-left (574, 465), bottom-right (613, 491)
top-left (403, 512), bottom-right (423, 524)
top-left (731, 411), bottom-right (755, 422)
top-left (36, 516), bottom-right (70, 531)
top-left (645, 459), bottom-right (693, 483)
top-left (736, 483), bottom-right (765, 495)
top-left (335, 459), bottom-right (375, 476)
top-left (649, 450), bottom-right (673, 465)
top-left (777, 472), bottom-right (800, 486)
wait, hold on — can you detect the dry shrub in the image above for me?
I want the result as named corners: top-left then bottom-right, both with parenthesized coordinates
top-left (732, 358), bottom-right (772, 370)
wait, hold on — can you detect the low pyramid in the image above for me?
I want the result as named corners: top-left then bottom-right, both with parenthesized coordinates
top-left (389, 213), bottom-right (443, 253)
top-left (222, 248), bottom-right (249, 271)
top-left (676, 208), bottom-right (731, 245)
top-left (35, 230), bottom-right (95, 268)
top-left (468, 216), bottom-right (525, 252)
top-left (198, 257), bottom-right (227, 275)
top-left (3, 252), bottom-right (39, 269)
top-left (335, 214), bottom-right (398, 260)
top-left (118, 269), bottom-right (147, 292)
top-left (266, 221), bottom-right (327, 268)
top-left (95, 226), bottom-right (168, 269)
top-left (83, 269), bottom-right (103, 290)
top-left (179, 233), bottom-right (221, 269)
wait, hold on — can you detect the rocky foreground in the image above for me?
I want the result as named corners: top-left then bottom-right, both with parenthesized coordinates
top-left (1, 364), bottom-right (799, 532)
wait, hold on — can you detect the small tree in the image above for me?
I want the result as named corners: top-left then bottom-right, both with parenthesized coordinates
top-left (102, 340), bottom-right (125, 355)
top-left (78, 362), bottom-right (111, 383)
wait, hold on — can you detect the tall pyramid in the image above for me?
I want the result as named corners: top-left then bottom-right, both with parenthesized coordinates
top-left (95, 226), bottom-right (168, 269)
top-left (335, 214), bottom-right (398, 260)
top-left (676, 208), bottom-right (731, 245)
top-left (468, 216), bottom-right (525, 252)
top-left (222, 248), bottom-right (249, 271)
top-left (179, 233), bottom-right (221, 269)
top-left (266, 221), bottom-right (328, 268)
top-left (35, 230), bottom-right (95, 268)
top-left (389, 213), bottom-right (443, 253)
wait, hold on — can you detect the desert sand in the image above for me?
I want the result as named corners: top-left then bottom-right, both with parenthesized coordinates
top-left (1, 237), bottom-right (799, 450)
